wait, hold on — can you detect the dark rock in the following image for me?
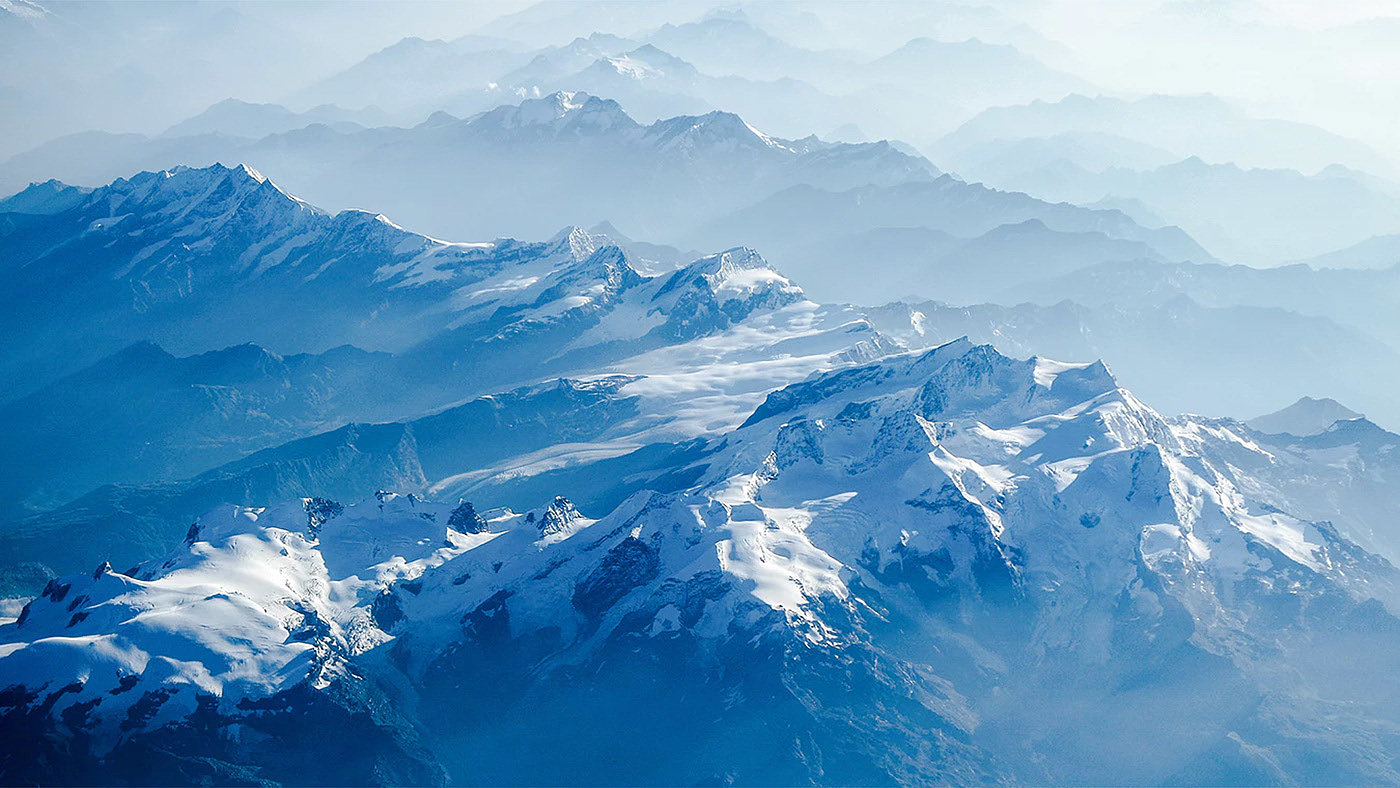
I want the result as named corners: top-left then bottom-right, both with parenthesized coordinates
top-left (539, 496), bottom-right (581, 537)
top-left (573, 537), bottom-right (660, 620)
top-left (447, 500), bottom-right (488, 534)
top-left (303, 497), bottom-right (345, 535)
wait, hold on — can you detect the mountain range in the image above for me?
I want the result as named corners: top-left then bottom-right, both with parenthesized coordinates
top-left (5, 3), bottom-right (1400, 786)
top-left (699, 181), bottom-right (1211, 302)
top-left (0, 92), bottom-right (937, 250)
top-left (4, 338), bottom-right (1400, 784)
top-left (933, 93), bottom-right (1397, 178)
top-left (4, 163), bottom-right (1398, 588)
top-left (1005, 257), bottom-right (1400, 372)
top-left (951, 153), bottom-right (1400, 265)
top-left (285, 11), bottom-right (1088, 147)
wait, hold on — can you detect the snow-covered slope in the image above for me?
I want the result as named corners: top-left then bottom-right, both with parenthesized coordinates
top-left (4, 340), bottom-right (1398, 784)
top-left (0, 263), bottom-right (893, 590)
top-left (1182, 410), bottom-right (1400, 566)
top-left (0, 218), bottom-right (896, 589)
top-left (463, 42), bottom-right (851, 141)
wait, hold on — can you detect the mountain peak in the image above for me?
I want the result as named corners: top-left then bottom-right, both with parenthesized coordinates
top-left (743, 338), bottom-right (1124, 430)
top-left (670, 247), bottom-right (796, 297)
top-left (646, 110), bottom-right (786, 154)
top-left (616, 44), bottom-right (694, 74)
top-left (471, 91), bottom-right (637, 135)
top-left (101, 162), bottom-right (317, 225)
top-left (547, 225), bottom-right (605, 260)
top-left (415, 110), bottom-right (460, 129)
top-left (1248, 396), bottom-right (1364, 436)
top-left (135, 161), bottom-right (267, 187)
top-left (0, 178), bottom-right (92, 214)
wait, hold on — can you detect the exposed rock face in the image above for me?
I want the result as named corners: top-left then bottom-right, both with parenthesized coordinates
top-left (304, 496), bottom-right (345, 535)
top-left (571, 536), bottom-right (661, 620)
top-left (538, 496), bottom-right (582, 538)
top-left (446, 500), bottom-right (488, 534)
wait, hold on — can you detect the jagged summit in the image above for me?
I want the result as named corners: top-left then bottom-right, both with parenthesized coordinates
top-left (546, 224), bottom-right (607, 260)
top-left (0, 163), bottom-right (511, 287)
top-left (86, 162), bottom-right (314, 221)
top-left (3, 161), bottom-right (890, 412)
top-left (652, 246), bottom-right (804, 315)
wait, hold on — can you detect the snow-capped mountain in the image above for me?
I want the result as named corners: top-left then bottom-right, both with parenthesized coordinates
top-left (0, 243), bottom-right (894, 589)
top-left (0, 168), bottom-right (907, 588)
top-left (7, 4), bottom-right (1400, 786)
top-left (9, 162), bottom-right (1392, 593)
top-left (0, 374), bottom-right (646, 590)
top-left (1, 161), bottom-right (831, 398)
top-left (0, 162), bottom-right (508, 395)
top-left (1186, 404), bottom-right (1400, 567)
top-left (294, 91), bottom-right (937, 244)
top-left (479, 42), bottom-right (848, 140)
top-left (4, 340), bottom-right (1398, 784)
top-left (489, 33), bottom-right (643, 91)
top-left (284, 8), bottom-right (1085, 148)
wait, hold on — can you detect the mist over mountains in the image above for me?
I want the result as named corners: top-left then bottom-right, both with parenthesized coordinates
top-left (2, 2), bottom-right (1399, 786)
